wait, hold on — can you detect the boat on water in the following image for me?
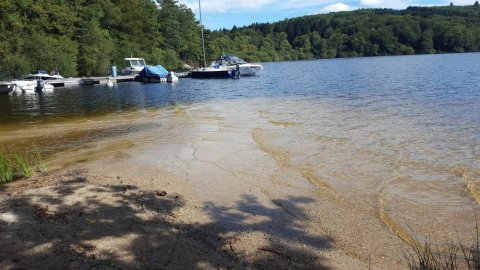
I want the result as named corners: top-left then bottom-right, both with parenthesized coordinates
top-left (1, 70), bottom-right (58, 94)
top-left (123, 58), bottom-right (147, 75)
top-left (24, 70), bottom-right (63, 80)
top-left (213, 55), bottom-right (263, 76)
top-left (135, 65), bottom-right (169, 82)
top-left (189, 66), bottom-right (238, 79)
top-left (9, 79), bottom-right (54, 94)
top-left (24, 70), bottom-right (80, 87)
top-left (189, 0), bottom-right (238, 79)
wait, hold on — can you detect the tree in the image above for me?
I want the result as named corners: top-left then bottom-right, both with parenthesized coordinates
top-left (418, 30), bottom-right (435, 54)
top-left (158, 0), bottom-right (201, 65)
top-left (77, 19), bottom-right (113, 76)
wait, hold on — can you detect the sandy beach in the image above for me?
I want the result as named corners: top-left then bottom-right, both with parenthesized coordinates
top-left (1, 98), bottom-right (478, 269)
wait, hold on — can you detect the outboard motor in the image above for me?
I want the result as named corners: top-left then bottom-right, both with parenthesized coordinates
top-left (235, 64), bottom-right (240, 79)
top-left (167, 71), bottom-right (178, 83)
top-left (36, 78), bottom-right (45, 93)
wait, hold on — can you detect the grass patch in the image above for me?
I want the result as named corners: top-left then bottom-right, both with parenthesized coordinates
top-left (0, 145), bottom-right (49, 184)
top-left (14, 153), bottom-right (32, 178)
top-left (32, 144), bottom-right (48, 173)
top-left (406, 219), bottom-right (480, 270)
top-left (0, 153), bottom-right (15, 183)
top-left (459, 219), bottom-right (480, 270)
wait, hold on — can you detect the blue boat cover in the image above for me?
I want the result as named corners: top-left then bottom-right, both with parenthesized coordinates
top-left (138, 65), bottom-right (169, 78)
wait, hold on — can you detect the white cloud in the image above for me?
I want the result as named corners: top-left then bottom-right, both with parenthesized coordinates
top-left (179, 0), bottom-right (278, 13)
top-left (357, 0), bottom-right (412, 9)
top-left (318, 2), bottom-right (351, 13)
top-left (280, 0), bottom-right (333, 9)
top-left (360, 0), bottom-right (384, 5)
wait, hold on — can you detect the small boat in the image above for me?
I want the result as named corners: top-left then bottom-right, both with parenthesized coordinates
top-left (9, 79), bottom-right (54, 94)
top-left (213, 55), bottom-right (263, 76)
top-left (189, 66), bottom-right (238, 79)
top-left (189, 0), bottom-right (239, 79)
top-left (123, 58), bottom-right (147, 75)
top-left (24, 70), bottom-right (63, 80)
top-left (135, 65), bottom-right (169, 82)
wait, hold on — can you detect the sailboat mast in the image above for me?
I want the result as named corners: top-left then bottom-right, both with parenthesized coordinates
top-left (198, 0), bottom-right (207, 67)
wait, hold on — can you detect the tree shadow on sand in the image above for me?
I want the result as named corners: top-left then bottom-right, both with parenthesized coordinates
top-left (0, 171), bottom-right (333, 269)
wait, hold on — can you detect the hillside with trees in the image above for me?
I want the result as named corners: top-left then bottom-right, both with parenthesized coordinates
top-left (207, 5), bottom-right (480, 62)
top-left (1, 0), bottom-right (479, 79)
top-left (0, 0), bottom-right (200, 78)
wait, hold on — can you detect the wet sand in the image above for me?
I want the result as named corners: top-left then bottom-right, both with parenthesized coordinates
top-left (1, 98), bottom-right (478, 269)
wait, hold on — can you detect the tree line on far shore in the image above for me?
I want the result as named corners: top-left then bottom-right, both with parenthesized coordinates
top-left (207, 4), bottom-right (480, 63)
top-left (1, 0), bottom-right (479, 79)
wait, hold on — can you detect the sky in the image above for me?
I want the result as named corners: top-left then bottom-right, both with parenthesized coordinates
top-left (177, 0), bottom-right (477, 30)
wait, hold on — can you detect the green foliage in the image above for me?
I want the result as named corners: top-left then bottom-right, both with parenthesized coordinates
top-left (0, 146), bottom-right (50, 184)
top-left (32, 145), bottom-right (48, 174)
top-left (206, 5), bottom-right (480, 62)
top-left (158, 49), bottom-right (182, 70)
top-left (14, 153), bottom-right (31, 178)
top-left (0, 153), bottom-right (14, 183)
top-left (0, 3), bottom-right (479, 78)
top-left (0, 0), bottom-right (199, 78)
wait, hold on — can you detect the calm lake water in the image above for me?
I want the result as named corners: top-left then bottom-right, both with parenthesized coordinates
top-left (1, 53), bottom-right (479, 245)
top-left (1, 53), bottom-right (479, 127)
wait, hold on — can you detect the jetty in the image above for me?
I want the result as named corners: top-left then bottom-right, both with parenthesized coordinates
top-left (0, 75), bottom-right (136, 94)
top-left (48, 75), bottom-right (136, 87)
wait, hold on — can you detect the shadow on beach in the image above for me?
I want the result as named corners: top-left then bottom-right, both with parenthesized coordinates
top-left (0, 171), bottom-right (332, 269)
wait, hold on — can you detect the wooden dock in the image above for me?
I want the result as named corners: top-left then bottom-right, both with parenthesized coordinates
top-left (0, 73), bottom-right (183, 94)
top-left (50, 75), bottom-right (136, 87)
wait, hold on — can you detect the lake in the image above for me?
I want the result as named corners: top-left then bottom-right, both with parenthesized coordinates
top-left (1, 53), bottom-right (479, 250)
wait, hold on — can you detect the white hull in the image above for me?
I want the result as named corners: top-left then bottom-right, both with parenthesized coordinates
top-left (211, 55), bottom-right (263, 76)
top-left (238, 64), bottom-right (263, 76)
top-left (9, 80), bottom-right (54, 94)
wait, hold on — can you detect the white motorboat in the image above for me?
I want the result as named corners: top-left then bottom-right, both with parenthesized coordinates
top-left (212, 55), bottom-right (263, 76)
top-left (123, 58), bottom-right (147, 75)
top-left (9, 79), bottom-right (54, 94)
top-left (24, 70), bottom-right (63, 80)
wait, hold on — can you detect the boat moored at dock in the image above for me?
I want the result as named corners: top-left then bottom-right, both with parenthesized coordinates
top-left (213, 55), bottom-right (263, 76)
top-left (135, 65), bottom-right (169, 83)
top-left (123, 58), bottom-right (147, 75)
top-left (24, 70), bottom-right (63, 80)
top-left (9, 79), bottom-right (54, 94)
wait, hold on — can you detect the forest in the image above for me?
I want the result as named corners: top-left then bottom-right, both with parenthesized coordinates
top-left (1, 0), bottom-right (479, 79)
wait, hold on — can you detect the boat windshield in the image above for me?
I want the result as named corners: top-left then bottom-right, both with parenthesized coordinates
top-left (221, 55), bottom-right (247, 65)
top-left (228, 56), bottom-right (247, 64)
top-left (127, 59), bottom-right (146, 67)
top-left (30, 70), bottom-right (49, 75)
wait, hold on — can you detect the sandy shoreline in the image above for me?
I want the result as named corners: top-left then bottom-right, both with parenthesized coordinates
top-left (2, 98), bottom-right (477, 269)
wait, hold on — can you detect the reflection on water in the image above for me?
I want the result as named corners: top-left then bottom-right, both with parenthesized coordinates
top-left (1, 53), bottom-right (480, 251)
